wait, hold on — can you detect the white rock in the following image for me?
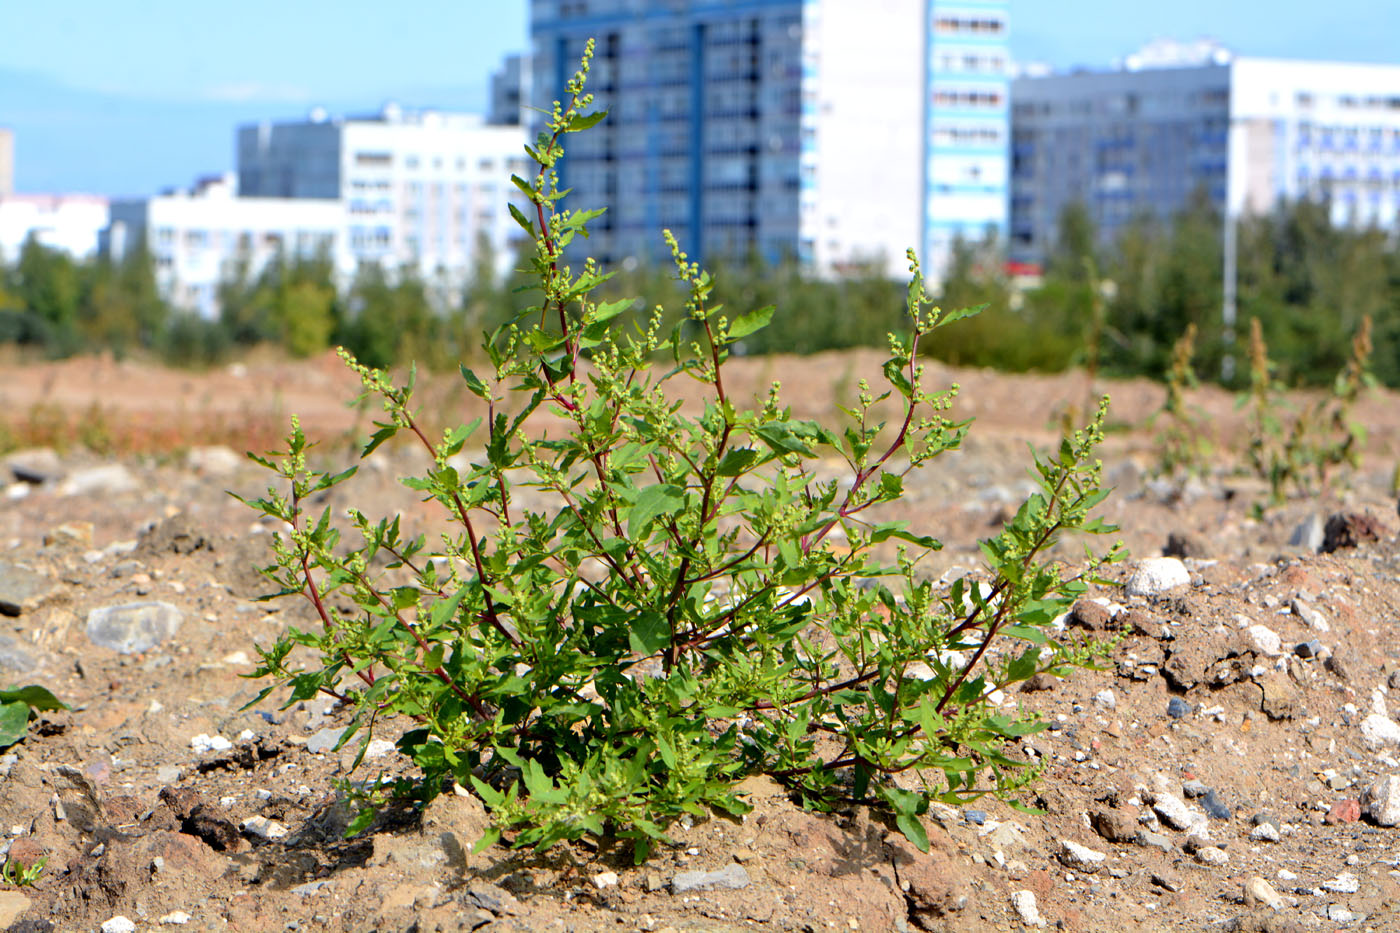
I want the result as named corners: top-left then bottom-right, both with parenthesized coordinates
top-left (1093, 689), bottom-right (1117, 710)
top-left (364, 739), bottom-right (397, 759)
top-left (190, 734), bottom-right (232, 753)
top-left (1360, 714), bottom-right (1400, 749)
top-left (1245, 625), bottom-right (1283, 657)
top-left (1011, 890), bottom-right (1047, 927)
top-left (1124, 558), bottom-right (1191, 597)
top-left (1244, 877), bottom-right (1286, 910)
top-left (240, 816), bottom-right (289, 840)
top-left (1364, 775), bottom-right (1400, 826)
top-left (1058, 840), bottom-right (1106, 872)
top-left (1290, 597), bottom-right (1329, 632)
top-left (1151, 793), bottom-right (1195, 831)
top-left (102, 918), bottom-right (137, 933)
top-left (1195, 846), bottom-right (1228, 866)
top-left (159, 911), bottom-right (192, 925)
top-left (1250, 823), bottom-right (1281, 843)
top-left (1322, 872), bottom-right (1360, 894)
top-left (59, 464), bottom-right (138, 498)
top-left (591, 871), bottom-right (619, 889)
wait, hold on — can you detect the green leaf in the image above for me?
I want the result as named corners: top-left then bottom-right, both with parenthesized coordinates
top-left (0, 685), bottom-right (67, 712)
top-left (459, 365), bottom-right (489, 399)
top-left (628, 611), bottom-right (670, 657)
top-left (0, 701), bottom-right (28, 749)
top-left (716, 447), bottom-right (760, 476)
top-left (894, 812), bottom-right (929, 853)
top-left (935, 304), bottom-right (985, 328)
top-left (728, 305), bottom-right (775, 341)
top-left (753, 422), bottom-right (816, 458)
top-left (628, 484), bottom-right (685, 538)
top-left (566, 110), bottom-right (608, 132)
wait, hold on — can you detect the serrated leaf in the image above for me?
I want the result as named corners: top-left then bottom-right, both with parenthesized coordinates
top-left (935, 304), bottom-right (985, 328)
top-left (628, 611), bottom-right (670, 657)
top-left (728, 305), bottom-right (775, 341)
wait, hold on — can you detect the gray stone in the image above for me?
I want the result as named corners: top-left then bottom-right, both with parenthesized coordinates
top-left (1151, 792), bottom-right (1194, 830)
top-left (0, 634), bottom-right (37, 673)
top-left (1010, 890), bottom-right (1046, 928)
top-left (1181, 780), bottom-right (1208, 799)
top-left (1295, 639), bottom-right (1324, 658)
top-left (86, 601), bottom-right (182, 654)
top-left (1244, 877), bottom-right (1286, 910)
top-left (1194, 846), bottom-right (1228, 866)
top-left (1362, 775), bottom-right (1400, 825)
top-left (1124, 557), bottom-right (1191, 597)
top-left (59, 464), bottom-right (139, 498)
top-left (1290, 597), bottom-right (1329, 632)
top-left (1135, 830), bottom-right (1174, 853)
top-left (1322, 872), bottom-right (1359, 894)
top-left (306, 727), bottom-right (350, 755)
top-left (1201, 790), bottom-right (1231, 821)
top-left (5, 448), bottom-right (63, 485)
top-left (671, 864), bottom-right (750, 893)
top-left (291, 880), bottom-right (331, 896)
top-left (1360, 714), bottom-right (1400, 750)
top-left (1167, 697), bottom-right (1190, 719)
top-left (1326, 905), bottom-right (1355, 923)
top-left (1058, 839), bottom-right (1106, 872)
top-left (0, 561), bottom-right (54, 617)
top-left (461, 882), bottom-right (520, 916)
top-left (1250, 822), bottom-right (1281, 842)
top-left (1289, 514), bottom-right (1325, 552)
top-left (186, 446), bottom-right (244, 476)
top-left (1245, 625), bottom-right (1283, 657)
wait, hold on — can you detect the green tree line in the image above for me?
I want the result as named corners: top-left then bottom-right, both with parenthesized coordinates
top-left (2, 194), bottom-right (1397, 388)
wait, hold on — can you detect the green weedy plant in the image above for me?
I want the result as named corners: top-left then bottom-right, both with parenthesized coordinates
top-left (1240, 315), bottom-right (1375, 506)
top-left (1152, 323), bottom-right (1211, 478)
top-left (0, 855), bottom-right (45, 888)
top-left (239, 43), bottom-right (1122, 860)
top-left (0, 685), bottom-right (67, 751)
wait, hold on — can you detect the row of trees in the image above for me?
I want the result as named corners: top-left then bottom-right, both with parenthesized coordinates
top-left (2, 194), bottom-right (1398, 388)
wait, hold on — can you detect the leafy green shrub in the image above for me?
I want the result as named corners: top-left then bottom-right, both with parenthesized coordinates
top-left (240, 43), bottom-right (1122, 860)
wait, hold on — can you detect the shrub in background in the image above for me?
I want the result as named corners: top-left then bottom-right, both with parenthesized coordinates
top-left (241, 44), bottom-right (1122, 860)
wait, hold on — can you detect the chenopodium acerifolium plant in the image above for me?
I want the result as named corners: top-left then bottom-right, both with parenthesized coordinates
top-left (238, 40), bottom-right (1123, 861)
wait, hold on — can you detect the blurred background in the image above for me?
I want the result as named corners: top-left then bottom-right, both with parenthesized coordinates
top-left (2, 0), bottom-right (1398, 387)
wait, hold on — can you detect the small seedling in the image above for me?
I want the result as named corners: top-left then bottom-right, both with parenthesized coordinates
top-left (0, 855), bottom-right (45, 887)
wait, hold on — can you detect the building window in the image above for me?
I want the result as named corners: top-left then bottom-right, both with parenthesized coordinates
top-left (355, 151), bottom-right (393, 167)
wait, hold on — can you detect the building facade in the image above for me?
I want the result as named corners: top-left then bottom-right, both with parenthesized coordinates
top-left (529, 0), bottom-right (1008, 281)
top-left (1009, 54), bottom-right (1400, 264)
top-left (0, 128), bottom-right (13, 199)
top-left (236, 107), bottom-right (530, 284)
top-left (106, 174), bottom-right (344, 318)
top-left (0, 194), bottom-right (109, 262)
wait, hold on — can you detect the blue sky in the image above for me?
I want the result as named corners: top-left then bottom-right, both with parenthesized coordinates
top-left (3, 0), bottom-right (1398, 195)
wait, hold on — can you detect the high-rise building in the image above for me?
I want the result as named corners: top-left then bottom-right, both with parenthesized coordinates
top-left (529, 0), bottom-right (1008, 281)
top-left (0, 128), bottom-right (13, 198)
top-left (236, 107), bottom-right (530, 283)
top-left (1009, 50), bottom-right (1400, 265)
top-left (489, 54), bottom-right (530, 127)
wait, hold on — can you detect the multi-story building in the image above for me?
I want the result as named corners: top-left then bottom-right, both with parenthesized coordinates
top-left (106, 174), bottom-right (344, 318)
top-left (0, 194), bottom-right (109, 262)
top-left (489, 55), bottom-right (530, 127)
top-left (1009, 49), bottom-right (1400, 265)
top-left (236, 107), bottom-right (530, 283)
top-left (529, 0), bottom-right (1008, 281)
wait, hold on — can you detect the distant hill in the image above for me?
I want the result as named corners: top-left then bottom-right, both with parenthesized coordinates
top-left (0, 68), bottom-right (488, 198)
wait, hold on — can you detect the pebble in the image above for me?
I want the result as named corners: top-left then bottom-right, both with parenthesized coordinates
top-left (1194, 846), bottom-right (1228, 866)
top-left (1250, 823), bottom-right (1281, 842)
top-left (1136, 830), bottom-right (1174, 853)
top-left (190, 734), bottom-right (232, 754)
top-left (1326, 905), bottom-right (1355, 923)
top-left (1181, 780), bottom-right (1208, 799)
top-left (306, 727), bottom-right (350, 755)
top-left (101, 918), bottom-right (137, 933)
top-left (1125, 557), bottom-right (1191, 596)
top-left (1010, 890), bottom-right (1046, 928)
top-left (1246, 625), bottom-right (1283, 657)
top-left (1093, 689), bottom-right (1116, 710)
top-left (1244, 877), bottom-right (1286, 910)
top-left (157, 765), bottom-right (182, 784)
top-left (1322, 872), bottom-right (1360, 894)
top-left (1362, 775), bottom-right (1400, 826)
top-left (1295, 639), bottom-right (1324, 658)
top-left (671, 864), bottom-right (750, 893)
top-left (58, 464), bottom-right (138, 497)
top-left (1325, 798), bottom-right (1361, 824)
top-left (963, 809), bottom-right (986, 825)
top-left (1166, 697), bottom-right (1190, 719)
top-left (0, 561), bottom-right (52, 617)
top-left (291, 880), bottom-right (331, 896)
top-left (1290, 597), bottom-right (1329, 632)
top-left (1360, 714), bottom-right (1400, 749)
top-left (159, 912), bottom-right (191, 925)
top-left (592, 872), bottom-right (619, 890)
top-left (1200, 790), bottom-right (1231, 821)
top-left (1150, 871), bottom-right (1182, 892)
top-left (1058, 840), bottom-right (1106, 872)
top-left (86, 600), bottom-right (183, 654)
top-left (0, 634), bottom-right (37, 674)
top-left (1151, 793), bottom-right (1194, 830)
top-left (240, 816), bottom-right (289, 840)
top-left (1289, 514), bottom-right (1325, 552)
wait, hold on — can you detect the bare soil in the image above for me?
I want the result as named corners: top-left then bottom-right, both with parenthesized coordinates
top-left (0, 350), bottom-right (1399, 933)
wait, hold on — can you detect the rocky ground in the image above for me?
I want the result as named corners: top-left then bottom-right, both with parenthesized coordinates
top-left (0, 353), bottom-right (1399, 933)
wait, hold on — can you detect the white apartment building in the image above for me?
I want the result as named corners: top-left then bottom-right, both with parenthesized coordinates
top-left (1010, 49), bottom-right (1400, 264)
top-left (236, 107), bottom-right (530, 284)
top-left (0, 129), bottom-right (13, 198)
top-left (0, 193), bottom-right (109, 262)
top-left (106, 174), bottom-right (344, 318)
top-left (530, 0), bottom-right (1009, 282)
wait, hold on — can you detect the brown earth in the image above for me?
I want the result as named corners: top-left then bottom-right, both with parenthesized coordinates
top-left (0, 350), bottom-right (1398, 933)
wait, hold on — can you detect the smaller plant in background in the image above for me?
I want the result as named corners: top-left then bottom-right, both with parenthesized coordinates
top-left (0, 855), bottom-right (45, 887)
top-left (1239, 315), bottom-right (1376, 506)
top-left (1151, 323), bottom-right (1211, 478)
top-left (0, 685), bottom-right (67, 751)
